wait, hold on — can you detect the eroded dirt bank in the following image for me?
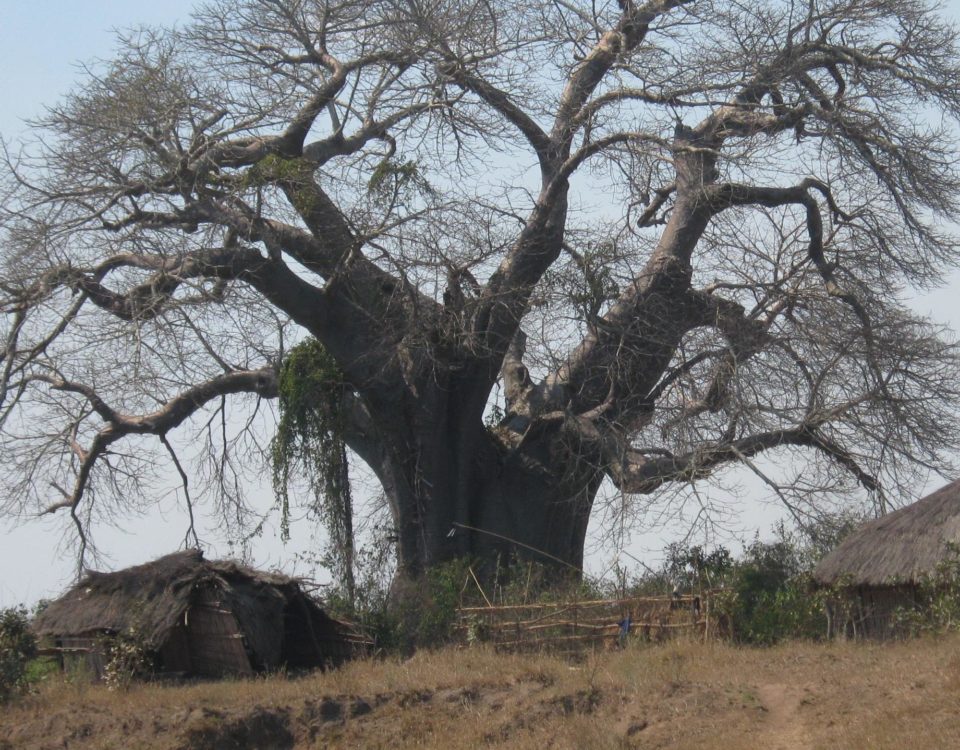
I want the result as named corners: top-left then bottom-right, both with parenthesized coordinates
top-left (3, 636), bottom-right (959, 749)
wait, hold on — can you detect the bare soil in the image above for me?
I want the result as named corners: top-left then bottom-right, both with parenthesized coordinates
top-left (3, 635), bottom-right (960, 749)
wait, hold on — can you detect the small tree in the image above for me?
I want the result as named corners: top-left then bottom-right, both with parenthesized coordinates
top-left (0, 606), bottom-right (37, 702)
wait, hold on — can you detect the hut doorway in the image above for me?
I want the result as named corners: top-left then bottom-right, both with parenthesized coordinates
top-left (156, 587), bottom-right (254, 676)
top-left (184, 587), bottom-right (254, 676)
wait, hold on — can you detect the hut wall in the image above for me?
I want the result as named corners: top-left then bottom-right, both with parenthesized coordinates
top-left (217, 576), bottom-right (286, 670)
top-left (826, 585), bottom-right (917, 639)
top-left (158, 619), bottom-right (193, 674)
top-left (184, 587), bottom-right (253, 676)
top-left (858, 585), bottom-right (918, 639)
top-left (56, 635), bottom-right (107, 680)
top-left (280, 598), bottom-right (357, 668)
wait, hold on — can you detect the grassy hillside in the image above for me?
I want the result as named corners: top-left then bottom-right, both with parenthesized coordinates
top-left (3, 635), bottom-right (960, 749)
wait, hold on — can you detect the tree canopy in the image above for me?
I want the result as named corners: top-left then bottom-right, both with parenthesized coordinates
top-left (2, 0), bottom-right (960, 580)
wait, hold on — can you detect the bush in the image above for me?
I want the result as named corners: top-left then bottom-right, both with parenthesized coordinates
top-left (727, 537), bottom-right (802, 643)
top-left (666, 524), bottom-right (842, 644)
top-left (0, 605), bottom-right (37, 702)
top-left (102, 627), bottom-right (150, 691)
top-left (664, 543), bottom-right (734, 593)
top-left (322, 545), bottom-right (474, 654)
top-left (728, 573), bottom-right (829, 644)
top-left (890, 542), bottom-right (960, 636)
top-left (370, 558), bottom-right (474, 653)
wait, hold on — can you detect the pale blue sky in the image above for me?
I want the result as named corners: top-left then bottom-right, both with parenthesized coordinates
top-left (0, 1), bottom-right (197, 138)
top-left (0, 0), bottom-right (300, 606)
top-left (2, 0), bottom-right (960, 607)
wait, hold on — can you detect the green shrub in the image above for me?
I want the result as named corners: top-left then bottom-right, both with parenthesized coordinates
top-left (322, 547), bottom-right (474, 654)
top-left (728, 537), bottom-right (802, 643)
top-left (0, 606), bottom-right (37, 702)
top-left (102, 627), bottom-right (150, 691)
top-left (490, 557), bottom-right (605, 605)
top-left (373, 558), bottom-right (474, 653)
top-left (666, 525), bottom-right (842, 644)
top-left (891, 542), bottom-right (960, 636)
top-left (665, 543), bottom-right (734, 593)
top-left (730, 573), bottom-right (829, 644)
top-left (23, 654), bottom-right (59, 684)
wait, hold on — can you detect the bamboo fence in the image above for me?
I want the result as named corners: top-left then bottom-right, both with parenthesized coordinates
top-left (454, 592), bottom-right (717, 652)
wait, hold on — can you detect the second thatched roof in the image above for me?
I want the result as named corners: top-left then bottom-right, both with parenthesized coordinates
top-left (814, 479), bottom-right (960, 587)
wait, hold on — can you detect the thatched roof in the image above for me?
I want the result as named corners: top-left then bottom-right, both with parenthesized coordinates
top-left (32, 550), bottom-right (328, 667)
top-left (814, 479), bottom-right (960, 586)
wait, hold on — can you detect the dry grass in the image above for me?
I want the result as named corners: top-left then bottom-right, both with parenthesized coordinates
top-left (3, 634), bottom-right (960, 749)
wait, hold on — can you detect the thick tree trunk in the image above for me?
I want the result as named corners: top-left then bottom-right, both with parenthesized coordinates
top-left (361, 391), bottom-right (600, 583)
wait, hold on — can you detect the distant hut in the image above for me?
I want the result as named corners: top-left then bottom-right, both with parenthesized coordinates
top-left (33, 550), bottom-right (365, 679)
top-left (813, 479), bottom-right (960, 638)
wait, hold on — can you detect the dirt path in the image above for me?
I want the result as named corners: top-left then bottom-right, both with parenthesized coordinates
top-left (755, 683), bottom-right (812, 750)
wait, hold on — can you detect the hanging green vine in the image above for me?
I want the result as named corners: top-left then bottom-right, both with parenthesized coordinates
top-left (271, 338), bottom-right (355, 603)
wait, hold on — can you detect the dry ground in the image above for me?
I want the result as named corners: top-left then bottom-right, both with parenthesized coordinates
top-left (3, 635), bottom-right (960, 749)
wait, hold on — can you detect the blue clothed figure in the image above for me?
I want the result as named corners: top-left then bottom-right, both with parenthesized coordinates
top-left (617, 614), bottom-right (632, 648)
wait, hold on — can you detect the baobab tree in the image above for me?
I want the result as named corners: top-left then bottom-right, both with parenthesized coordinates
top-left (2, 0), bottom-right (960, 585)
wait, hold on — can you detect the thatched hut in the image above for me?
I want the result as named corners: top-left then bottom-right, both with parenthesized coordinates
top-left (33, 550), bottom-right (365, 679)
top-left (813, 479), bottom-right (960, 638)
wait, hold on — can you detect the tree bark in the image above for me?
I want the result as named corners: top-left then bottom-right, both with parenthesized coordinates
top-left (350, 369), bottom-right (601, 583)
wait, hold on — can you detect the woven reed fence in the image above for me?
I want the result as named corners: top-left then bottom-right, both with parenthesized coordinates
top-left (454, 592), bottom-right (718, 652)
